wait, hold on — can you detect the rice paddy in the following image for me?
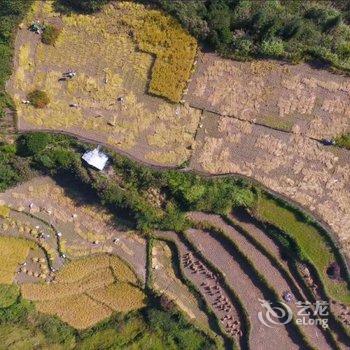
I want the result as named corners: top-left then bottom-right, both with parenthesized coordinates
top-left (21, 254), bottom-right (146, 329)
top-left (120, 2), bottom-right (197, 102)
top-left (0, 237), bottom-right (35, 284)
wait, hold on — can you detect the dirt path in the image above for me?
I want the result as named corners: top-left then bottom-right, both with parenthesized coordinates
top-left (185, 226), bottom-right (304, 350)
top-left (153, 230), bottom-right (243, 348)
top-left (188, 212), bottom-right (332, 349)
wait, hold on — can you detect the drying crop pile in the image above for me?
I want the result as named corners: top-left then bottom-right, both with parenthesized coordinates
top-left (21, 254), bottom-right (146, 329)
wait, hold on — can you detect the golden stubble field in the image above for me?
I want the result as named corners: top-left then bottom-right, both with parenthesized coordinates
top-left (7, 1), bottom-right (200, 166)
top-left (186, 53), bottom-right (350, 139)
top-left (21, 254), bottom-right (146, 329)
top-left (191, 113), bottom-right (350, 260)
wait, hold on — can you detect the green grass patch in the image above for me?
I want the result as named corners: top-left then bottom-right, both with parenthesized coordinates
top-left (0, 284), bottom-right (19, 308)
top-left (334, 133), bottom-right (350, 150)
top-left (255, 195), bottom-right (350, 304)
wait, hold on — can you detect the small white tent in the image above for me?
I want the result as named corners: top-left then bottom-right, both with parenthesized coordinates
top-left (82, 147), bottom-right (108, 171)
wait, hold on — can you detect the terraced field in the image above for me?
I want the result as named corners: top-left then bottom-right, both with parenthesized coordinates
top-left (2, 0), bottom-right (350, 348)
top-left (188, 212), bottom-right (334, 349)
top-left (1, 171), bottom-right (348, 348)
top-left (154, 230), bottom-right (244, 349)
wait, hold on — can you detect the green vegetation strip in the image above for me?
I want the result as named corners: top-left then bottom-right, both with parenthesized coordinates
top-left (190, 221), bottom-right (316, 350)
top-left (255, 195), bottom-right (350, 304)
top-left (146, 236), bottom-right (154, 290)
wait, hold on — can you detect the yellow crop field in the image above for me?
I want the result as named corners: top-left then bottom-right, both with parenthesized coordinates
top-left (121, 2), bottom-right (197, 102)
top-left (21, 254), bottom-right (146, 329)
top-left (0, 237), bottom-right (35, 284)
top-left (55, 255), bottom-right (111, 283)
top-left (109, 255), bottom-right (138, 285)
top-left (87, 283), bottom-right (146, 312)
top-left (36, 294), bottom-right (113, 330)
top-left (21, 268), bottom-right (115, 301)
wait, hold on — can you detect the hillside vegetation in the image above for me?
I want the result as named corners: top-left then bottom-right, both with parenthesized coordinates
top-left (0, 0), bottom-right (33, 118)
top-left (148, 0), bottom-right (350, 71)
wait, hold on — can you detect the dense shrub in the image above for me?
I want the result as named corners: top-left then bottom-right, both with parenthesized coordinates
top-left (27, 90), bottom-right (49, 108)
top-left (0, 142), bottom-right (31, 191)
top-left (147, 0), bottom-right (350, 71)
top-left (17, 133), bottom-right (53, 156)
top-left (261, 39), bottom-right (284, 57)
top-left (41, 25), bottom-right (60, 45)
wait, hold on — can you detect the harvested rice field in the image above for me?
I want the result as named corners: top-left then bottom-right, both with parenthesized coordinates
top-left (0, 176), bottom-right (147, 284)
top-left (7, 1), bottom-right (200, 166)
top-left (188, 212), bottom-right (333, 349)
top-left (186, 53), bottom-right (350, 138)
top-left (21, 254), bottom-right (146, 329)
top-left (152, 240), bottom-right (211, 329)
top-left (185, 227), bottom-right (301, 350)
top-left (191, 112), bottom-right (350, 264)
top-left (154, 230), bottom-right (244, 348)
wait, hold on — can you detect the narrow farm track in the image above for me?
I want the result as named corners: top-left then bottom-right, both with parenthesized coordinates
top-left (188, 212), bottom-right (333, 349)
top-left (153, 230), bottom-right (243, 349)
top-left (185, 228), bottom-right (303, 350)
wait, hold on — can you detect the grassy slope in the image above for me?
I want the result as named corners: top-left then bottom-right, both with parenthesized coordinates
top-left (256, 195), bottom-right (350, 304)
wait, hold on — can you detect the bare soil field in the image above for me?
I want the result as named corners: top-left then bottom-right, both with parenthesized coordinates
top-left (186, 53), bottom-right (350, 138)
top-left (185, 227), bottom-right (302, 350)
top-left (188, 212), bottom-right (333, 349)
top-left (0, 176), bottom-right (147, 284)
top-left (7, 1), bottom-right (200, 166)
top-left (191, 113), bottom-right (350, 261)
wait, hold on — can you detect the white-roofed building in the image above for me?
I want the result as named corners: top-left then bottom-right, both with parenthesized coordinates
top-left (82, 147), bottom-right (108, 171)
